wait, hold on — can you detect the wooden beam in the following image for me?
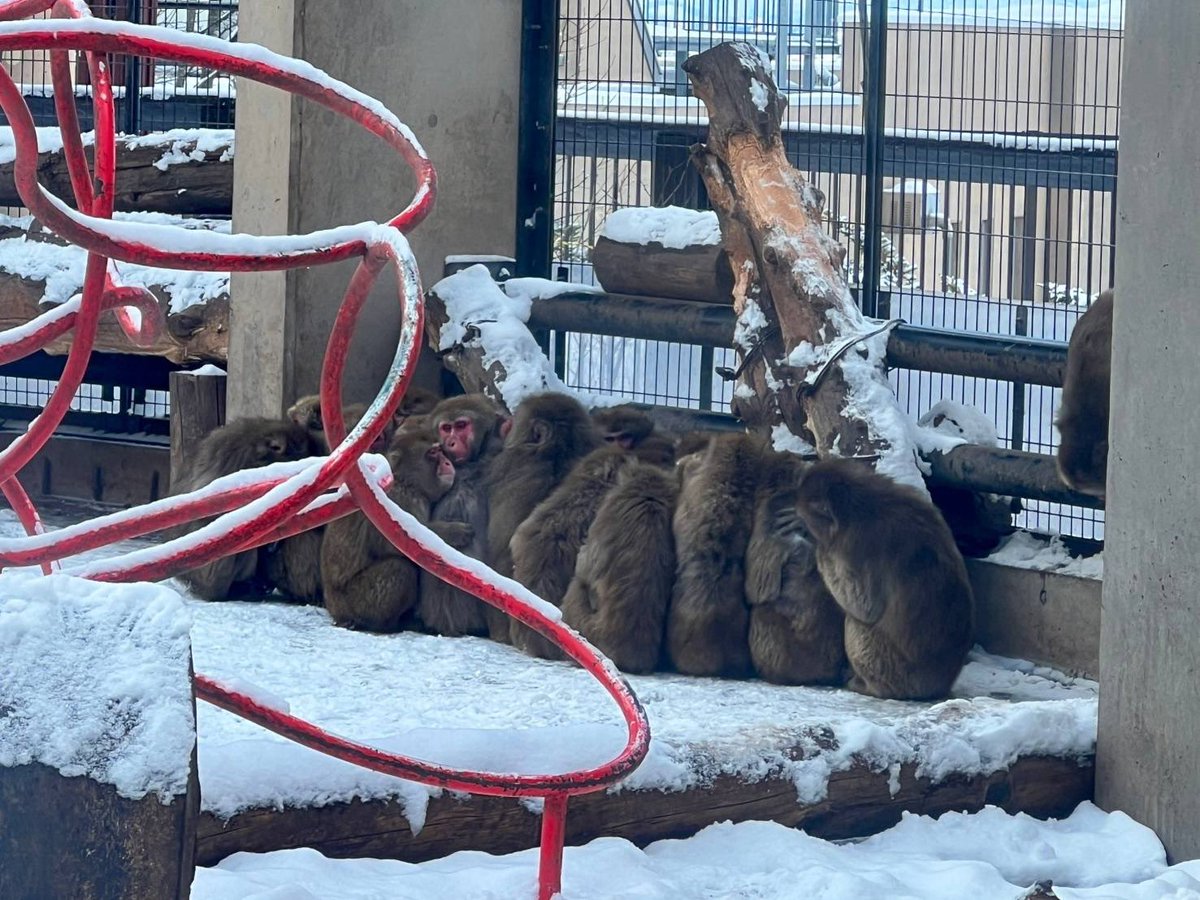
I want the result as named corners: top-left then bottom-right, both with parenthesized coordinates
top-left (591, 235), bottom-right (734, 304)
top-left (0, 136), bottom-right (233, 215)
top-left (195, 754), bottom-right (1092, 866)
top-left (169, 369), bottom-right (227, 492)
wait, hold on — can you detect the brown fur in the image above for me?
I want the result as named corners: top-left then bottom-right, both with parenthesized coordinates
top-left (485, 392), bottom-right (601, 642)
top-left (666, 432), bottom-right (763, 676)
top-left (171, 417), bottom-right (312, 601)
top-left (791, 459), bottom-right (974, 700)
top-left (591, 404), bottom-right (655, 448)
top-left (745, 451), bottom-right (846, 685)
top-left (561, 461), bottom-right (678, 673)
top-left (416, 395), bottom-right (507, 637)
top-left (1056, 289), bottom-right (1112, 499)
top-left (321, 429), bottom-right (468, 632)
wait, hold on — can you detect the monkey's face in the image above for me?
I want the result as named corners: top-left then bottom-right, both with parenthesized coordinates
top-left (437, 414), bottom-right (478, 464)
top-left (427, 444), bottom-right (456, 489)
top-left (256, 426), bottom-right (311, 465)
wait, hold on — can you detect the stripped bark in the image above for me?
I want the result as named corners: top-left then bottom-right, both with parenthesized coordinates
top-left (684, 42), bottom-right (905, 464)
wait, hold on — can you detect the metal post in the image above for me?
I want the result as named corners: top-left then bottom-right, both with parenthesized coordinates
top-left (1010, 305), bottom-right (1029, 452)
top-left (123, 0), bottom-right (143, 135)
top-left (775, 0), bottom-right (792, 93)
top-left (516, 0), bottom-right (559, 278)
top-left (860, 0), bottom-right (888, 318)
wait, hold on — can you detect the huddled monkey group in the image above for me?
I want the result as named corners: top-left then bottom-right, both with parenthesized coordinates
top-left (170, 386), bottom-right (979, 702)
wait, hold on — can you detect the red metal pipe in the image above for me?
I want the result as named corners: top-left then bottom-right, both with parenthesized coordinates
top-left (0, 12), bottom-right (649, 898)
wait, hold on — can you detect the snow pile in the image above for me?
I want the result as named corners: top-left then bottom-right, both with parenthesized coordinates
top-left (0, 126), bottom-right (234, 168)
top-left (118, 128), bottom-right (235, 169)
top-left (193, 803), bottom-right (1174, 900)
top-left (600, 207), bottom-right (721, 249)
top-left (0, 212), bottom-right (230, 314)
top-left (986, 532), bottom-right (1103, 580)
top-left (1056, 861), bottom-right (1200, 899)
top-left (917, 399), bottom-right (1000, 450)
top-left (189, 597), bottom-right (1095, 824)
top-left (0, 572), bottom-right (195, 802)
top-left (502, 276), bottom-right (603, 305)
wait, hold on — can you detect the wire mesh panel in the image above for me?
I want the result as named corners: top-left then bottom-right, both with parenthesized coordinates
top-left (0, 0), bottom-right (237, 130)
top-left (551, 0), bottom-right (1120, 541)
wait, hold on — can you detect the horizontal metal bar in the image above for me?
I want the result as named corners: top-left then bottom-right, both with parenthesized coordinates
top-left (527, 291), bottom-right (1067, 386)
top-left (925, 444), bottom-right (1102, 509)
top-left (559, 119), bottom-right (1117, 192)
top-left (887, 325), bottom-right (1066, 387)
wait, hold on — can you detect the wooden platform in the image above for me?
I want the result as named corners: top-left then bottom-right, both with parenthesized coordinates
top-left (195, 754), bottom-right (1092, 866)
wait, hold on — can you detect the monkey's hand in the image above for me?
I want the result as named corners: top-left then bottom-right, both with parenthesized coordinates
top-left (769, 492), bottom-right (813, 541)
top-left (431, 521), bottom-right (475, 550)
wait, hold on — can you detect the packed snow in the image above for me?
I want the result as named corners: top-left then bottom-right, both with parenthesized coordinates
top-left (0, 211), bottom-right (230, 314)
top-left (599, 207), bottom-right (721, 249)
top-left (193, 803), bottom-right (1185, 900)
top-left (181, 592), bottom-right (1096, 824)
top-left (0, 571), bottom-right (194, 802)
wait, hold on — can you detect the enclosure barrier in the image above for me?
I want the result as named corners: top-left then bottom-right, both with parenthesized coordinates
top-left (519, 286), bottom-right (1098, 510)
top-left (0, 5), bottom-right (649, 898)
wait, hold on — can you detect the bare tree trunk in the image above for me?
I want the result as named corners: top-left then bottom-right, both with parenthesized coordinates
top-left (684, 42), bottom-right (919, 483)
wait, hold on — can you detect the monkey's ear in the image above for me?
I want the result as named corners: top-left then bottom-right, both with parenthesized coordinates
top-left (499, 416), bottom-right (514, 439)
top-left (528, 419), bottom-right (551, 446)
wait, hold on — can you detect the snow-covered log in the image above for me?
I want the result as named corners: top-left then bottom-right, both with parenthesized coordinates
top-left (0, 216), bottom-right (229, 364)
top-left (684, 43), bottom-right (923, 486)
top-left (593, 207), bottom-right (733, 304)
top-left (0, 127), bottom-right (234, 215)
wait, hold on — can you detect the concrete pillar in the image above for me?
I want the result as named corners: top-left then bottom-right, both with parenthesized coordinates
top-left (1096, 0), bottom-right (1200, 862)
top-left (228, 0), bottom-right (521, 418)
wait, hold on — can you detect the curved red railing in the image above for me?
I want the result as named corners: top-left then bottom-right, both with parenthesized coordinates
top-left (0, 5), bottom-right (650, 897)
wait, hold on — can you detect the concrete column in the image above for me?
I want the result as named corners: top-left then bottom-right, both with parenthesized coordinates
top-left (1097, 0), bottom-right (1200, 862)
top-left (228, 0), bottom-right (521, 418)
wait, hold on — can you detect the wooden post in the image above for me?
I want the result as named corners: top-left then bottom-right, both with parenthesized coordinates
top-left (683, 42), bottom-right (915, 475)
top-left (170, 368), bottom-right (227, 490)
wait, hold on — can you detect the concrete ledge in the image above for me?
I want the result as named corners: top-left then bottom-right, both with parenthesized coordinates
top-left (968, 558), bottom-right (1101, 678)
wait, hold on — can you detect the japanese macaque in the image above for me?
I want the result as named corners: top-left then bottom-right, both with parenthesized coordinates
top-left (415, 395), bottom-right (508, 637)
top-left (170, 417), bottom-right (312, 601)
top-left (789, 459), bottom-right (974, 701)
top-left (1056, 289), bottom-right (1113, 500)
top-left (746, 452), bottom-right (846, 685)
top-left (287, 387), bottom-right (438, 453)
top-left (321, 429), bottom-right (471, 632)
top-left (508, 409), bottom-right (675, 658)
top-left (485, 392), bottom-right (602, 642)
top-left (560, 461), bottom-right (679, 674)
top-left (666, 432), bottom-right (762, 677)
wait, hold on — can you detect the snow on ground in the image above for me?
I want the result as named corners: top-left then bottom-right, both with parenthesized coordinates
top-left (193, 803), bottom-right (1180, 900)
top-left (189, 596), bottom-right (1095, 825)
top-left (0, 570), bottom-right (194, 802)
top-left (0, 211), bottom-right (230, 314)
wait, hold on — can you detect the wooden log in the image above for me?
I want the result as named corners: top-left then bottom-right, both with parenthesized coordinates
top-left (422, 288), bottom-right (507, 404)
top-left (684, 43), bottom-right (903, 460)
top-left (0, 259), bottom-right (229, 365)
top-left (195, 753), bottom-right (1093, 866)
top-left (0, 136), bottom-right (233, 216)
top-left (591, 235), bottom-right (734, 304)
top-left (170, 369), bottom-right (227, 491)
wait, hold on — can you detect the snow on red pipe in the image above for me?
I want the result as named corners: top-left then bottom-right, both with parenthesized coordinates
top-left (0, 7), bottom-right (649, 898)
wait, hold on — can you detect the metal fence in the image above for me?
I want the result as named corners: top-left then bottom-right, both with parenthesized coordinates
top-left (524, 0), bottom-right (1120, 541)
top-left (2, 0), bottom-right (237, 133)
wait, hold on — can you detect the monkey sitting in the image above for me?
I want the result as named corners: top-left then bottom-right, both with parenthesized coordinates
top-left (170, 417), bottom-right (313, 601)
top-left (1056, 289), bottom-right (1112, 500)
top-left (416, 395), bottom-right (508, 637)
top-left (559, 459), bottom-right (679, 674)
top-left (287, 386), bottom-right (439, 454)
top-left (746, 450), bottom-right (847, 685)
top-left (484, 392), bottom-right (601, 643)
top-left (789, 459), bottom-right (974, 701)
top-left (666, 432), bottom-right (763, 677)
top-left (321, 428), bottom-right (472, 633)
